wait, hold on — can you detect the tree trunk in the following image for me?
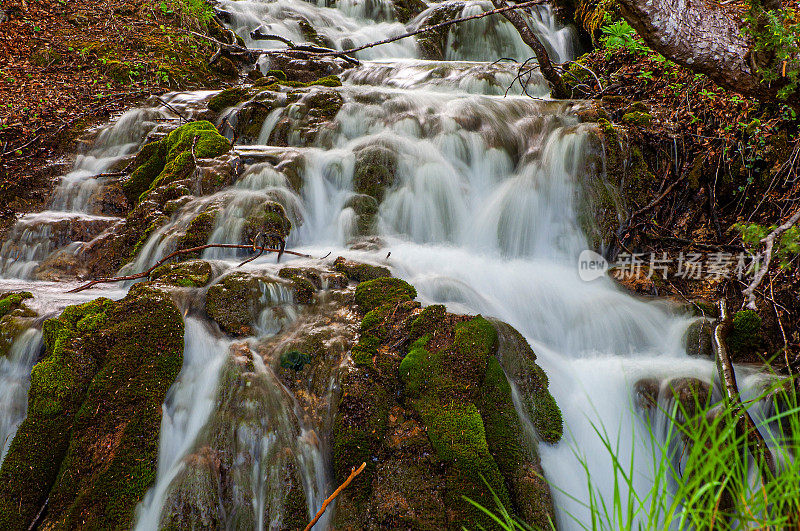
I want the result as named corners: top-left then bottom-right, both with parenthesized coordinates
top-left (615, 0), bottom-right (798, 106)
top-left (491, 0), bottom-right (569, 99)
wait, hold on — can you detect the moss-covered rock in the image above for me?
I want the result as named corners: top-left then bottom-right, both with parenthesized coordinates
top-left (0, 293), bottom-right (37, 358)
top-left (0, 292), bottom-right (33, 320)
top-left (242, 201), bottom-right (292, 247)
top-left (621, 111), bottom-right (653, 127)
top-left (344, 194), bottom-right (380, 236)
top-left (728, 309), bottom-right (762, 358)
top-left (204, 272), bottom-right (296, 336)
top-left (208, 87), bottom-right (250, 113)
top-left (123, 121), bottom-right (230, 205)
top-left (0, 287), bottom-right (184, 529)
top-left (335, 278), bottom-right (561, 529)
top-left (150, 259), bottom-right (213, 287)
top-left (205, 272), bottom-right (260, 337)
top-left (354, 277), bottom-right (416, 312)
top-left (353, 144), bottom-right (397, 201)
top-left (333, 256), bottom-right (391, 283)
top-left (176, 207), bottom-right (218, 253)
top-left (392, 0), bottom-right (428, 22)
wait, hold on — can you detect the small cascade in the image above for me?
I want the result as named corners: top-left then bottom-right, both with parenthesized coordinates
top-left (0, 92), bottom-right (213, 280)
top-left (0, 329), bottom-right (44, 464)
top-left (134, 318), bottom-right (234, 529)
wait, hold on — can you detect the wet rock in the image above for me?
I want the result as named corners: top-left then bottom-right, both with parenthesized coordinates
top-left (204, 272), bottom-right (296, 337)
top-left (353, 144), bottom-right (397, 202)
top-left (280, 349), bottom-right (311, 371)
top-left (150, 259), bottom-right (213, 288)
top-left (0, 286), bottom-right (184, 529)
top-left (391, 0), bottom-right (428, 22)
top-left (158, 346), bottom-right (311, 530)
top-left (334, 278), bottom-right (561, 529)
top-left (633, 378), bottom-right (660, 411)
top-left (88, 180), bottom-right (129, 216)
top-left (0, 292), bottom-right (36, 358)
top-left (122, 121), bottom-right (231, 205)
top-left (242, 201), bottom-right (292, 248)
top-left (684, 318), bottom-right (714, 358)
top-left (416, 3), bottom-right (464, 60)
top-left (333, 256), bottom-right (391, 283)
top-left (269, 89), bottom-right (344, 147)
top-left (667, 378), bottom-right (712, 419)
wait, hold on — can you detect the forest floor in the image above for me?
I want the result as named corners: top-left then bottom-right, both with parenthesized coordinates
top-left (0, 0), bottom-right (234, 224)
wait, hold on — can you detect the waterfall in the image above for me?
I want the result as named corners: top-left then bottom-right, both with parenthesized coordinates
top-left (0, 329), bottom-right (44, 464)
top-left (0, 0), bottom-right (779, 529)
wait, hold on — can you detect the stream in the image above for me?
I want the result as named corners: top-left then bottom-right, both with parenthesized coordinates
top-left (0, 0), bottom-right (776, 529)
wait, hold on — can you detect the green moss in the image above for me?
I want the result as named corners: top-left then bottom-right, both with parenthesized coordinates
top-left (278, 267), bottom-right (322, 288)
top-left (333, 256), bottom-right (391, 283)
top-left (280, 349), bottom-right (311, 371)
top-left (204, 272), bottom-right (258, 336)
top-left (409, 304), bottom-right (446, 341)
top-left (267, 69), bottom-right (287, 81)
top-left (123, 121), bottom-right (230, 204)
top-left (621, 111), bottom-right (653, 127)
top-left (354, 277), bottom-right (416, 312)
top-left (728, 309), bottom-right (762, 356)
top-left (208, 86), bottom-right (250, 112)
top-left (176, 208), bottom-right (217, 251)
top-left (242, 201), bottom-right (292, 244)
top-left (0, 292), bottom-right (33, 319)
top-left (0, 289), bottom-right (184, 529)
top-left (331, 372), bottom-right (390, 492)
top-left (150, 259), bottom-right (213, 287)
top-left (353, 145), bottom-right (397, 201)
top-left (290, 275), bottom-right (316, 304)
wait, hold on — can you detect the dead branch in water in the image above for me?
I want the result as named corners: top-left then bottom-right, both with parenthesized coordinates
top-left (713, 300), bottom-right (777, 482)
top-left (67, 242), bottom-right (318, 293)
top-left (304, 462), bottom-right (367, 531)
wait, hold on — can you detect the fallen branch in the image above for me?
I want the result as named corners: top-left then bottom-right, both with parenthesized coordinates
top-left (192, 0), bottom-right (549, 68)
top-left (304, 462), bottom-right (366, 531)
top-left (155, 97), bottom-right (189, 123)
top-left (491, 0), bottom-right (568, 98)
top-left (742, 208), bottom-right (800, 309)
top-left (67, 242), bottom-right (317, 293)
top-left (713, 300), bottom-right (776, 482)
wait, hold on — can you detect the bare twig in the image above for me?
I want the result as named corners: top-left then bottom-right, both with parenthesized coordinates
top-left (628, 171), bottom-right (685, 222)
top-left (742, 208), bottom-right (800, 309)
top-left (67, 243), bottom-right (318, 293)
top-left (304, 462), bottom-right (367, 531)
top-left (155, 97), bottom-right (189, 123)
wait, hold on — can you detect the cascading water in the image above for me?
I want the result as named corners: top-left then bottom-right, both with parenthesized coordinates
top-left (0, 0), bottom-right (778, 528)
top-left (0, 329), bottom-right (43, 464)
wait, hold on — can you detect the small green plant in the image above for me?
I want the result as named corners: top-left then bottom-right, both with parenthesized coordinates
top-left (736, 221), bottom-right (800, 268)
top-left (743, 6), bottom-right (800, 100)
top-left (600, 21), bottom-right (650, 55)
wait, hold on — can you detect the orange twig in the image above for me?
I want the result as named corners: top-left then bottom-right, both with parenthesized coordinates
top-left (304, 462), bottom-right (367, 531)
